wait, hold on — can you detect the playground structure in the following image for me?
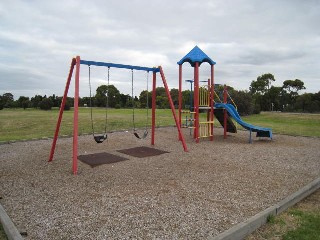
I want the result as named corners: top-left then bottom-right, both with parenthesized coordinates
top-left (49, 46), bottom-right (272, 174)
top-left (48, 56), bottom-right (188, 174)
top-left (177, 46), bottom-right (273, 143)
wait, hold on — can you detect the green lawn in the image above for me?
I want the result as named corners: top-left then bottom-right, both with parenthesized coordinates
top-left (242, 112), bottom-right (320, 137)
top-left (0, 108), bottom-right (319, 142)
top-left (0, 223), bottom-right (7, 240)
top-left (0, 108), bottom-right (176, 142)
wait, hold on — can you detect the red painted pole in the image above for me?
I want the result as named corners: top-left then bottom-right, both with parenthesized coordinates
top-left (72, 56), bottom-right (81, 175)
top-left (49, 58), bottom-right (76, 162)
top-left (178, 65), bottom-right (182, 124)
top-left (194, 62), bottom-right (199, 143)
top-left (210, 65), bottom-right (214, 141)
top-left (223, 84), bottom-right (227, 139)
top-left (178, 64), bottom-right (182, 140)
top-left (159, 66), bottom-right (188, 152)
top-left (151, 71), bottom-right (156, 145)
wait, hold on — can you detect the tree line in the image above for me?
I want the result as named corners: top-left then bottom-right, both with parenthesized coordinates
top-left (1, 73), bottom-right (319, 115)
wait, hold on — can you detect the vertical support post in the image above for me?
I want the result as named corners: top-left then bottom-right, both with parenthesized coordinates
top-left (72, 56), bottom-right (81, 175)
top-left (151, 71), bottom-right (156, 145)
top-left (194, 62), bottom-right (200, 143)
top-left (159, 66), bottom-right (188, 152)
top-left (223, 84), bottom-right (227, 139)
top-left (210, 65), bottom-right (214, 141)
top-left (178, 64), bottom-right (182, 128)
top-left (49, 58), bottom-right (76, 162)
top-left (178, 64), bottom-right (183, 141)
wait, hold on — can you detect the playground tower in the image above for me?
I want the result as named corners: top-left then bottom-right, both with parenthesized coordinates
top-left (177, 46), bottom-right (216, 142)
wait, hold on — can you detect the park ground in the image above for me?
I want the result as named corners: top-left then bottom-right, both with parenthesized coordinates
top-left (0, 109), bottom-right (320, 239)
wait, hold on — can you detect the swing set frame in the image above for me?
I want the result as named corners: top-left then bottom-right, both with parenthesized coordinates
top-left (48, 56), bottom-right (188, 175)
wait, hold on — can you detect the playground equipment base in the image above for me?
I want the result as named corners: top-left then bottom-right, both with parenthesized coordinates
top-left (78, 152), bottom-right (128, 167)
top-left (117, 146), bottom-right (169, 158)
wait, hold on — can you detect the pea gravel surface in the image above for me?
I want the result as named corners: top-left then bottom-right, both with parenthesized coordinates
top-left (0, 127), bottom-right (319, 239)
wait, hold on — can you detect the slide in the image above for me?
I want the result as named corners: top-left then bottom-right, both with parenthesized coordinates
top-left (214, 103), bottom-right (272, 140)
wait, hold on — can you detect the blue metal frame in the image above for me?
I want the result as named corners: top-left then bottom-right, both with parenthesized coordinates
top-left (80, 60), bottom-right (160, 72)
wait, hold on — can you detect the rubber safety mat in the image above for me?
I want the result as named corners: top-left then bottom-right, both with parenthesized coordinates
top-left (78, 152), bottom-right (128, 167)
top-left (117, 146), bottom-right (169, 158)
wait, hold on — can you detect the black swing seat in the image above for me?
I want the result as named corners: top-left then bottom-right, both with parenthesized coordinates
top-left (94, 134), bottom-right (107, 143)
top-left (134, 130), bottom-right (148, 139)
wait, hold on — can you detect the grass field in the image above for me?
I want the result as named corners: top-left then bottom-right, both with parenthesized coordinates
top-left (0, 108), bottom-right (320, 142)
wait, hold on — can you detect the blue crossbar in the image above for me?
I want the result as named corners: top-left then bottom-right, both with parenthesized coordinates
top-left (80, 60), bottom-right (160, 72)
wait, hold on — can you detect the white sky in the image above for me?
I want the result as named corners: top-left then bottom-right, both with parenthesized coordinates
top-left (1, 0), bottom-right (319, 99)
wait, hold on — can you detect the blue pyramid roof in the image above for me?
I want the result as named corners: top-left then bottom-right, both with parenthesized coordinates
top-left (177, 45), bottom-right (216, 67)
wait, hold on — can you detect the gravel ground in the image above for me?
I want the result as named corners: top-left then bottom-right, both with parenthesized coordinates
top-left (0, 127), bottom-right (320, 239)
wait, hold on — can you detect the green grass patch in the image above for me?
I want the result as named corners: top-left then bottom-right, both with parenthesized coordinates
top-left (0, 223), bottom-right (7, 240)
top-left (283, 211), bottom-right (320, 240)
top-left (0, 108), bottom-right (176, 142)
top-left (242, 112), bottom-right (320, 137)
top-left (1, 108), bottom-right (320, 142)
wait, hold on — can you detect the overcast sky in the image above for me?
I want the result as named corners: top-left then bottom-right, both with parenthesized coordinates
top-left (1, 0), bottom-right (319, 99)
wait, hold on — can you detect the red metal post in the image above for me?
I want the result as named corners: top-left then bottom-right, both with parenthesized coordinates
top-left (72, 56), bottom-right (81, 175)
top-left (49, 58), bottom-right (76, 162)
top-left (223, 84), bottom-right (227, 139)
top-left (151, 71), bottom-right (156, 145)
top-left (194, 62), bottom-right (199, 143)
top-left (178, 65), bottom-right (182, 125)
top-left (210, 65), bottom-right (214, 141)
top-left (159, 66), bottom-right (188, 152)
top-left (178, 64), bottom-right (182, 140)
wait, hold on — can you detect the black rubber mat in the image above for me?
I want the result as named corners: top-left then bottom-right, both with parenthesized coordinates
top-left (78, 152), bottom-right (128, 167)
top-left (117, 146), bottom-right (169, 158)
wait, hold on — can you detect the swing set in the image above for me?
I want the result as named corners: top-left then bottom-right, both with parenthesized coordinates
top-left (48, 56), bottom-right (188, 174)
top-left (87, 66), bottom-right (149, 143)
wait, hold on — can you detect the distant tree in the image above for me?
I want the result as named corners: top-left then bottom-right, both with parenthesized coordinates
top-left (182, 90), bottom-right (191, 109)
top-left (228, 90), bottom-right (254, 115)
top-left (295, 93), bottom-right (312, 112)
top-left (139, 90), bottom-right (151, 108)
top-left (119, 94), bottom-right (131, 108)
top-left (250, 73), bottom-right (276, 111)
top-left (170, 88), bottom-right (179, 107)
top-left (156, 96), bottom-right (169, 109)
top-left (250, 73), bottom-right (275, 94)
top-left (80, 96), bottom-right (91, 107)
top-left (268, 86), bottom-right (282, 111)
top-left (17, 96), bottom-right (30, 109)
top-left (95, 84), bottom-right (120, 108)
top-left (283, 79), bottom-right (305, 95)
top-left (282, 79), bottom-right (306, 108)
top-left (0, 95), bottom-right (4, 110)
top-left (31, 95), bottom-right (43, 108)
top-left (2, 92), bottom-right (14, 108)
top-left (155, 87), bottom-right (166, 97)
top-left (39, 98), bottom-right (53, 110)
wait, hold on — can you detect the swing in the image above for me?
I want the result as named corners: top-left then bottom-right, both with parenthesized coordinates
top-left (131, 69), bottom-right (149, 139)
top-left (88, 66), bottom-right (108, 143)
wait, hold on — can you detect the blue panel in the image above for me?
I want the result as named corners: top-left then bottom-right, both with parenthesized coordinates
top-left (80, 60), bottom-right (160, 72)
top-left (177, 45), bottom-right (216, 67)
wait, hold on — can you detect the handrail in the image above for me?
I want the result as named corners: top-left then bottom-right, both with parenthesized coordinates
top-left (226, 91), bottom-right (237, 110)
top-left (214, 90), bottom-right (222, 103)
